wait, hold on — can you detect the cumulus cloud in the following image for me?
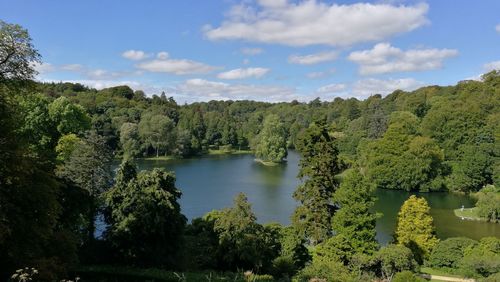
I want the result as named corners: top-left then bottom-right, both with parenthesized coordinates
top-left (483, 60), bottom-right (500, 72)
top-left (122, 50), bottom-right (149, 60)
top-left (348, 43), bottom-right (458, 75)
top-left (352, 78), bottom-right (423, 98)
top-left (137, 52), bottom-right (218, 75)
top-left (217, 67), bottom-right (270, 80)
top-left (204, 1), bottom-right (429, 46)
top-left (241, 47), bottom-right (264, 55)
top-left (176, 78), bottom-right (298, 102)
top-left (316, 83), bottom-right (346, 94)
top-left (288, 51), bottom-right (338, 65)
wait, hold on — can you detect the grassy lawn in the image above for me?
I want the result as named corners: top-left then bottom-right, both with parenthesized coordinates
top-left (454, 207), bottom-right (482, 221)
top-left (420, 267), bottom-right (463, 278)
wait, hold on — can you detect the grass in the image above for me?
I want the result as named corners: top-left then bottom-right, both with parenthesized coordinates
top-left (208, 148), bottom-right (253, 155)
top-left (420, 267), bottom-right (463, 278)
top-left (142, 155), bottom-right (178, 161)
top-left (454, 207), bottom-right (482, 221)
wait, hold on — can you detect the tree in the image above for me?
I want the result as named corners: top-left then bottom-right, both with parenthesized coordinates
top-left (214, 193), bottom-right (279, 271)
top-left (459, 237), bottom-right (500, 277)
top-left (292, 119), bottom-right (341, 245)
top-left (56, 131), bottom-right (113, 241)
top-left (360, 112), bottom-right (446, 192)
top-left (255, 114), bottom-right (288, 163)
top-left (0, 20), bottom-right (40, 81)
top-left (105, 160), bottom-right (186, 267)
top-left (475, 185), bottom-right (500, 222)
top-left (48, 96), bottom-right (91, 135)
top-left (395, 195), bottom-right (439, 263)
top-left (448, 144), bottom-right (494, 192)
top-left (119, 122), bottom-right (141, 159)
top-left (316, 169), bottom-right (378, 264)
top-left (138, 113), bottom-right (175, 157)
top-left (377, 244), bottom-right (418, 281)
top-left (55, 133), bottom-right (80, 163)
top-left (428, 237), bottom-right (478, 268)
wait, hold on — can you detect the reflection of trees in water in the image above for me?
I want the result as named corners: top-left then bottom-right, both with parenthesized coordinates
top-left (251, 161), bottom-right (287, 190)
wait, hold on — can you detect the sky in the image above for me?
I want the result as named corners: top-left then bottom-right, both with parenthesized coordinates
top-left (1, 0), bottom-right (499, 103)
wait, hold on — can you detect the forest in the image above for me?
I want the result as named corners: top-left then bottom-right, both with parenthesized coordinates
top-left (1, 20), bottom-right (499, 282)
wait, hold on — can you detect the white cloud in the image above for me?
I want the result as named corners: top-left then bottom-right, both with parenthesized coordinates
top-left (176, 78), bottom-right (298, 102)
top-left (32, 62), bottom-right (55, 74)
top-left (60, 64), bottom-right (83, 71)
top-left (348, 43), bottom-right (458, 75)
top-left (352, 78), bottom-right (423, 98)
top-left (137, 52), bottom-right (218, 75)
top-left (217, 67), bottom-right (270, 80)
top-left (204, 1), bottom-right (429, 46)
top-left (288, 51), bottom-right (338, 65)
top-left (241, 47), bottom-right (264, 55)
top-left (316, 83), bottom-right (346, 94)
top-left (122, 50), bottom-right (149, 60)
top-left (483, 60), bottom-right (500, 72)
top-left (307, 68), bottom-right (335, 79)
top-left (496, 24), bottom-right (500, 33)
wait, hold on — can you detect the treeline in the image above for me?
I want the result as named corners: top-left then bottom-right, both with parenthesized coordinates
top-left (33, 69), bottom-right (500, 192)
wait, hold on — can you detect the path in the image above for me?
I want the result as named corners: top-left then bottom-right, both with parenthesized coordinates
top-left (420, 274), bottom-right (476, 282)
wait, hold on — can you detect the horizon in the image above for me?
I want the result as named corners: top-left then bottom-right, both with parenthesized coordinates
top-left (1, 0), bottom-right (499, 103)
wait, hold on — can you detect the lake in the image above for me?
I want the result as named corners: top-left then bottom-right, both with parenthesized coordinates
top-left (132, 151), bottom-right (499, 244)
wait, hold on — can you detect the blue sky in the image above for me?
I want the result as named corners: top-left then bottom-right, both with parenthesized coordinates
top-left (1, 0), bottom-right (499, 103)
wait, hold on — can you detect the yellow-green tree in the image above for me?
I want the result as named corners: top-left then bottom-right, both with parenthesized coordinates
top-left (395, 195), bottom-right (439, 263)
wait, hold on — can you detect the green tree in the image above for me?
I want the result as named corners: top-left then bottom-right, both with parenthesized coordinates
top-left (459, 237), bottom-right (500, 277)
top-left (214, 193), bottom-right (279, 271)
top-left (48, 96), bottom-right (91, 135)
top-left (395, 195), bottom-right (439, 263)
top-left (55, 133), bottom-right (80, 163)
top-left (255, 114), bottom-right (288, 163)
top-left (0, 20), bottom-right (40, 81)
top-left (56, 131), bottom-right (113, 241)
top-left (316, 169), bottom-right (378, 264)
top-left (138, 113), bottom-right (175, 157)
top-left (292, 119), bottom-right (341, 245)
top-left (475, 185), bottom-right (500, 222)
top-left (428, 237), bottom-right (478, 268)
top-left (119, 122), bottom-right (141, 159)
top-left (377, 244), bottom-right (418, 281)
top-left (105, 160), bottom-right (186, 267)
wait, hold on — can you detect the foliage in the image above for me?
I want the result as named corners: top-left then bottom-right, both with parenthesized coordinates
top-left (48, 96), bottom-right (91, 135)
top-left (294, 257), bottom-right (356, 282)
top-left (213, 193), bottom-right (280, 272)
top-left (119, 122), bottom-right (141, 159)
top-left (395, 195), bottom-right (439, 263)
top-left (104, 160), bottom-right (186, 267)
top-left (55, 134), bottom-right (80, 163)
top-left (292, 119), bottom-right (341, 245)
top-left (376, 244), bottom-right (418, 281)
top-left (316, 169), bottom-right (378, 264)
top-left (427, 237), bottom-right (478, 268)
top-left (255, 114), bottom-right (288, 163)
top-left (475, 185), bottom-right (500, 222)
top-left (360, 112), bottom-right (447, 192)
top-left (0, 20), bottom-right (40, 81)
top-left (392, 270), bottom-right (425, 282)
top-left (459, 237), bottom-right (500, 277)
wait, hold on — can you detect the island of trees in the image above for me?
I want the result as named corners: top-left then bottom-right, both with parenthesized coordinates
top-left (1, 20), bottom-right (499, 282)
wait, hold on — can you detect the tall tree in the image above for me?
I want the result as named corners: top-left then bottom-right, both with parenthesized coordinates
top-left (316, 169), bottom-right (379, 264)
top-left (0, 20), bottom-right (40, 81)
top-left (138, 113), bottom-right (175, 157)
top-left (255, 114), bottom-right (288, 163)
top-left (119, 122), bottom-right (141, 159)
top-left (292, 119), bottom-right (341, 245)
top-left (395, 195), bottom-right (439, 263)
top-left (105, 161), bottom-right (186, 267)
top-left (56, 131), bottom-right (113, 241)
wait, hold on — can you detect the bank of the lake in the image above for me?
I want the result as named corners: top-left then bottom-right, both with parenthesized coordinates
top-left (125, 151), bottom-right (500, 244)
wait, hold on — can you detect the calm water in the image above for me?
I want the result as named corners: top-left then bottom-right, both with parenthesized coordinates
top-left (132, 151), bottom-right (499, 244)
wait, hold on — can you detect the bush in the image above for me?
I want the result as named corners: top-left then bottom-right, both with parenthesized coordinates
top-left (376, 244), bottom-right (418, 280)
top-left (459, 237), bottom-right (500, 277)
top-left (294, 258), bottom-right (355, 282)
top-left (271, 256), bottom-right (296, 279)
top-left (427, 237), bottom-right (478, 268)
top-left (392, 270), bottom-right (426, 282)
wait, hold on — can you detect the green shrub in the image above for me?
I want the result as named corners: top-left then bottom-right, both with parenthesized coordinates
top-left (460, 237), bottom-right (500, 277)
top-left (293, 258), bottom-right (355, 282)
top-left (393, 270), bottom-right (426, 282)
top-left (427, 237), bottom-right (478, 268)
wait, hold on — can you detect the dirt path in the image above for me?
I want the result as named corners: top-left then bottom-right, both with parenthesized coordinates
top-left (420, 274), bottom-right (476, 282)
